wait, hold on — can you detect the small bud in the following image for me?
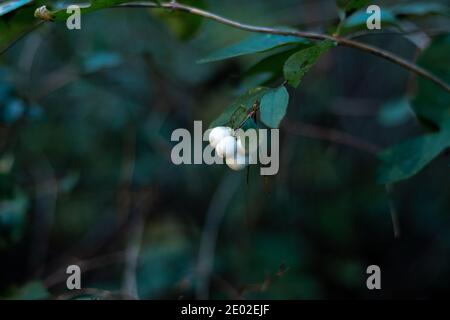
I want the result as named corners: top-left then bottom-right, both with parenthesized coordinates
top-left (34, 5), bottom-right (54, 21)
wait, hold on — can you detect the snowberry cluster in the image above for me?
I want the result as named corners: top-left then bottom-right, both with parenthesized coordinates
top-left (208, 126), bottom-right (252, 171)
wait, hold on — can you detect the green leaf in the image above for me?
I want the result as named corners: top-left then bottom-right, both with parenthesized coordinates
top-left (7, 281), bottom-right (49, 300)
top-left (0, 1), bottom-right (45, 54)
top-left (260, 85), bottom-right (289, 128)
top-left (411, 34), bottom-right (450, 130)
top-left (237, 73), bottom-right (274, 93)
top-left (378, 35), bottom-right (450, 184)
top-left (377, 97), bottom-right (413, 127)
top-left (0, 188), bottom-right (29, 247)
top-left (377, 130), bottom-right (450, 184)
top-left (283, 40), bottom-right (335, 88)
top-left (243, 47), bottom-right (306, 84)
top-left (389, 2), bottom-right (450, 18)
top-left (151, 0), bottom-right (206, 41)
top-left (0, 0), bottom-right (32, 16)
top-left (209, 87), bottom-right (269, 128)
top-left (50, 0), bottom-right (130, 21)
top-left (198, 33), bottom-right (309, 64)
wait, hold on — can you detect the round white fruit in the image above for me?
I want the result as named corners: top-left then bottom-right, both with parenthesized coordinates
top-left (215, 136), bottom-right (237, 159)
top-left (225, 153), bottom-right (248, 171)
top-left (236, 130), bottom-right (266, 157)
top-left (208, 126), bottom-right (233, 148)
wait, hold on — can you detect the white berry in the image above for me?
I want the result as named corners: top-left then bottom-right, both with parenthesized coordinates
top-left (208, 126), bottom-right (233, 148)
top-left (225, 153), bottom-right (248, 171)
top-left (236, 131), bottom-right (266, 157)
top-left (215, 136), bottom-right (237, 159)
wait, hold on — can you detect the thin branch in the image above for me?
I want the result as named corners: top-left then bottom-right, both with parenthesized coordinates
top-left (385, 184), bottom-right (401, 239)
top-left (115, 1), bottom-right (450, 93)
top-left (283, 120), bottom-right (381, 155)
top-left (122, 212), bottom-right (144, 299)
top-left (119, 126), bottom-right (143, 300)
top-left (347, 28), bottom-right (450, 40)
top-left (196, 173), bottom-right (241, 299)
top-left (236, 101), bottom-right (259, 129)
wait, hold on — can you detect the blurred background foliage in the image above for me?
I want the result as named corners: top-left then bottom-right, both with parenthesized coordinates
top-left (0, 0), bottom-right (449, 299)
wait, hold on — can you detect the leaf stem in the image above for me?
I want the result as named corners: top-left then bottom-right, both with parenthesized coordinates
top-left (236, 102), bottom-right (259, 130)
top-left (116, 1), bottom-right (450, 93)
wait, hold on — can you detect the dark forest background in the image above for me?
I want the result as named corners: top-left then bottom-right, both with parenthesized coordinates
top-left (0, 0), bottom-right (449, 299)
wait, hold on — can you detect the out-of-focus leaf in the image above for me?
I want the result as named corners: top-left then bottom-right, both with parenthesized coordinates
top-left (283, 40), bottom-right (335, 88)
top-left (151, 0), bottom-right (206, 41)
top-left (1, 98), bottom-right (43, 124)
top-left (411, 34), bottom-right (450, 130)
top-left (377, 33), bottom-right (450, 184)
top-left (7, 281), bottom-right (49, 300)
top-left (58, 172), bottom-right (80, 193)
top-left (0, 1), bottom-right (44, 54)
top-left (209, 87), bottom-right (269, 128)
top-left (0, 189), bottom-right (29, 245)
top-left (336, 0), bottom-right (369, 12)
top-left (389, 2), bottom-right (450, 17)
top-left (82, 52), bottom-right (122, 73)
top-left (260, 85), bottom-right (289, 128)
top-left (0, 154), bottom-right (14, 174)
top-left (136, 219), bottom-right (192, 299)
top-left (0, 0), bottom-right (32, 16)
top-left (378, 34), bottom-right (450, 184)
top-left (198, 33), bottom-right (309, 64)
top-left (377, 97), bottom-right (413, 127)
top-left (331, 260), bottom-right (364, 287)
top-left (377, 130), bottom-right (450, 184)
top-left (1, 98), bottom-right (25, 123)
top-left (341, 8), bottom-right (398, 33)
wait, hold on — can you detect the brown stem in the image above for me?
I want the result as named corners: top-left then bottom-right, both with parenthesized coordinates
top-left (236, 102), bottom-right (259, 130)
top-left (283, 120), bottom-right (381, 155)
top-left (117, 1), bottom-right (450, 93)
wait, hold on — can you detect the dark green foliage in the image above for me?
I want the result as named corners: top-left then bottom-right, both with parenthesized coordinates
top-left (1, 0), bottom-right (450, 300)
top-left (199, 33), bottom-right (309, 64)
top-left (209, 87), bottom-right (269, 128)
top-left (260, 85), bottom-right (289, 128)
top-left (283, 40), bottom-right (335, 88)
top-left (377, 34), bottom-right (450, 184)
